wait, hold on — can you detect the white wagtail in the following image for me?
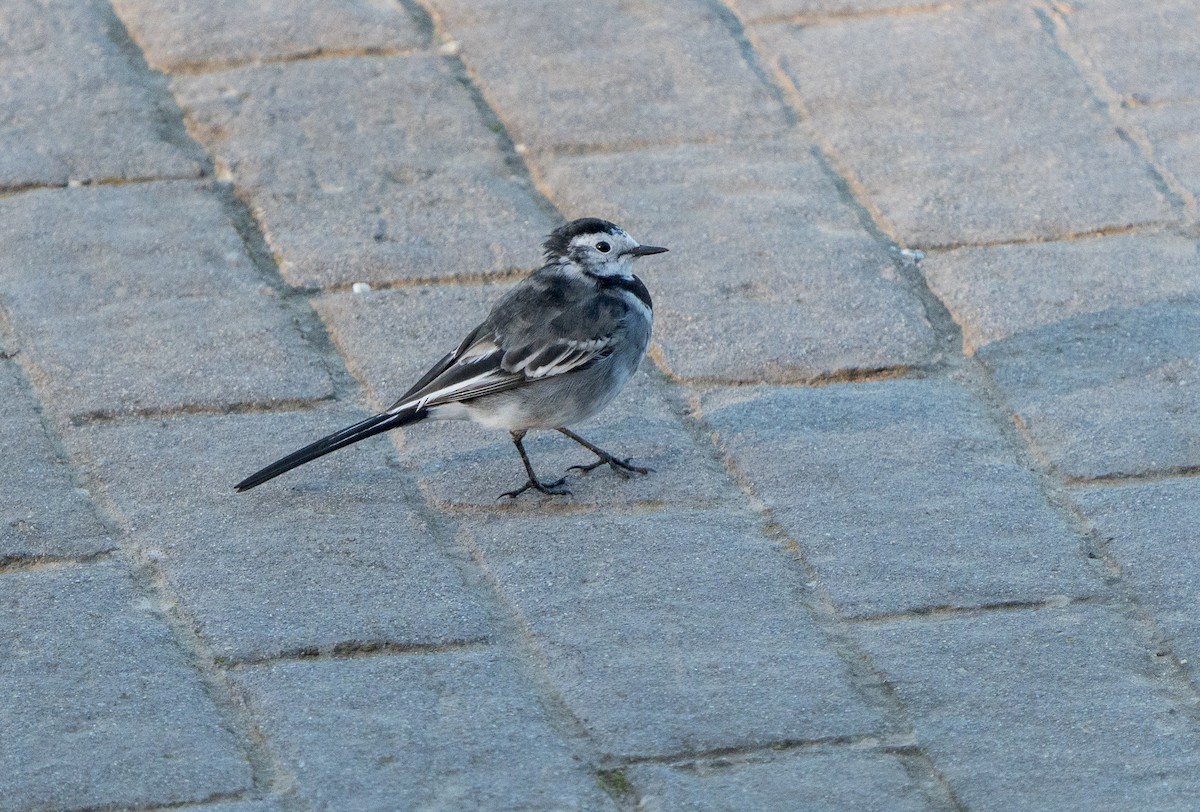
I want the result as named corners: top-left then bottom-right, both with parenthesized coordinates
top-left (236, 218), bottom-right (668, 498)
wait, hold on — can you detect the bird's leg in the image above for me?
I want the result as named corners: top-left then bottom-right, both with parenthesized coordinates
top-left (558, 428), bottom-right (652, 477)
top-left (499, 430), bottom-right (571, 499)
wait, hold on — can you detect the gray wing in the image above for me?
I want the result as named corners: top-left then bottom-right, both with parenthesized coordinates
top-left (386, 268), bottom-right (629, 414)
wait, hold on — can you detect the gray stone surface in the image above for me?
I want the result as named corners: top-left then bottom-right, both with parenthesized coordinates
top-left (166, 802), bottom-right (285, 812)
top-left (702, 379), bottom-right (1096, 617)
top-left (756, 4), bottom-right (1171, 246)
top-left (69, 408), bottom-right (491, 662)
top-left (979, 300), bottom-right (1200, 479)
top-left (0, 0), bottom-right (205, 188)
top-left (1063, 0), bottom-right (1200, 105)
top-left (314, 287), bottom-right (736, 508)
top-left (172, 57), bottom-right (558, 289)
top-left (923, 235), bottom-right (1200, 353)
top-left (0, 562), bottom-right (251, 809)
top-left (0, 361), bottom-right (113, 563)
top-left (1077, 479), bottom-right (1200, 686)
top-left (0, 183), bottom-right (332, 418)
top-left (628, 751), bottom-right (933, 812)
top-left (112, 0), bottom-right (427, 72)
top-left (461, 510), bottom-right (885, 758)
top-left (535, 138), bottom-right (936, 383)
top-left (731, 0), bottom-right (990, 21)
top-left (1134, 103), bottom-right (1200, 207)
top-left (923, 236), bottom-right (1200, 478)
top-left (9, 0), bottom-right (1200, 807)
top-left (432, 0), bottom-right (789, 150)
top-left (855, 604), bottom-right (1200, 811)
top-left (231, 649), bottom-right (614, 810)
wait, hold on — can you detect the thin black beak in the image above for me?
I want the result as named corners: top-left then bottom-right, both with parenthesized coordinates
top-left (626, 244), bottom-right (668, 257)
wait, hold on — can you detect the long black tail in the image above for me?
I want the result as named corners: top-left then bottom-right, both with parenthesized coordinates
top-left (235, 407), bottom-right (426, 492)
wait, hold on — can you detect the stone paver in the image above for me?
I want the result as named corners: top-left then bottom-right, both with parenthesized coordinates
top-left (112, 0), bottom-right (427, 72)
top-left (314, 286), bottom-right (735, 507)
top-left (172, 57), bottom-right (558, 289)
top-left (1077, 479), bottom-right (1200, 687)
top-left (730, 0), bottom-right (991, 21)
top-left (756, 4), bottom-right (1171, 246)
top-left (432, 0), bottom-right (789, 151)
top-left (703, 379), bottom-right (1096, 617)
top-left (922, 236), bottom-right (1200, 353)
top-left (169, 802), bottom-right (285, 812)
top-left (1063, 0), bottom-right (1200, 105)
top-left (0, 183), bottom-right (332, 419)
top-left (1066, 0), bottom-right (1200, 213)
top-left (535, 137), bottom-right (937, 383)
top-left (8, 0), bottom-right (1200, 808)
top-left (924, 236), bottom-right (1200, 478)
top-left (0, 562), bottom-right (251, 810)
top-left (69, 408), bottom-right (491, 663)
top-left (628, 751), bottom-right (934, 812)
top-left (231, 649), bottom-right (614, 810)
top-left (461, 510), bottom-right (885, 758)
top-left (981, 300), bottom-right (1200, 480)
top-left (0, 361), bottom-right (112, 563)
top-left (0, 0), bottom-right (204, 188)
top-left (855, 604), bottom-right (1200, 811)
top-left (1133, 103), bottom-right (1200, 208)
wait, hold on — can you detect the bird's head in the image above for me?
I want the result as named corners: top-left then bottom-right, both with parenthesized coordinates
top-left (543, 217), bottom-right (668, 279)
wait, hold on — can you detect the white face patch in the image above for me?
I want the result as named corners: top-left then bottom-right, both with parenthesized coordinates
top-left (568, 229), bottom-right (642, 279)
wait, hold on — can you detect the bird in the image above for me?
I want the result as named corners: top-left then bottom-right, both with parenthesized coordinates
top-left (235, 217), bottom-right (668, 498)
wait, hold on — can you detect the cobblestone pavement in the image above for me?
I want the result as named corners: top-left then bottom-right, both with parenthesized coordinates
top-left (2, 1), bottom-right (1198, 809)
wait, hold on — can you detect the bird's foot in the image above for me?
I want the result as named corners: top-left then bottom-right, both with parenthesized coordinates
top-left (569, 454), bottom-right (652, 478)
top-left (499, 476), bottom-right (571, 499)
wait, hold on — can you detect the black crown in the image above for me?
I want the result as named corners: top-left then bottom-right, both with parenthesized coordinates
top-left (543, 218), bottom-right (622, 260)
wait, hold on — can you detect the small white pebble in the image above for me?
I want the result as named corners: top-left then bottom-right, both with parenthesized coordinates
top-left (438, 40), bottom-right (460, 56)
top-left (514, 143), bottom-right (528, 155)
top-left (67, 178), bottom-right (84, 188)
top-left (352, 282), bottom-right (371, 294)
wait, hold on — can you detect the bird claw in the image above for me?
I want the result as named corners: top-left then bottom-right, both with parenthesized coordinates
top-left (612, 458), bottom-right (652, 476)
top-left (498, 476), bottom-right (571, 499)
top-left (569, 456), bottom-right (651, 477)
top-left (567, 460), bottom-right (605, 474)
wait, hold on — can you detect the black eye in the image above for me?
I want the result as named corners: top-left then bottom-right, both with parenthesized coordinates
top-left (596, 241), bottom-right (611, 253)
